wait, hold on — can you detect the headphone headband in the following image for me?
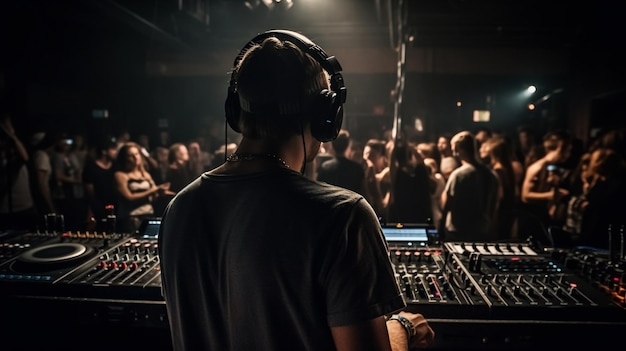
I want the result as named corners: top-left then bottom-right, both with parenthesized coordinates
top-left (225, 29), bottom-right (347, 142)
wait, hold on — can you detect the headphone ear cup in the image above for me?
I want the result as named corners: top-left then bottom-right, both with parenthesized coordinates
top-left (225, 89), bottom-right (242, 133)
top-left (311, 89), bottom-right (343, 142)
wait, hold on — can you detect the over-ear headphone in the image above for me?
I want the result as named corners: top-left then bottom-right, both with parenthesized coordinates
top-left (225, 29), bottom-right (347, 142)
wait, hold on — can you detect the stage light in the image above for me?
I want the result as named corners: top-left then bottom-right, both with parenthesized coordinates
top-left (244, 0), bottom-right (261, 10)
top-left (261, 0), bottom-right (294, 10)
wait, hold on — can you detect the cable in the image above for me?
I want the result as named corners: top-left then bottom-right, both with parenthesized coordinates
top-left (300, 119), bottom-right (306, 175)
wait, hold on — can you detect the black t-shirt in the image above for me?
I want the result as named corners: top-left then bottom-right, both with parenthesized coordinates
top-left (82, 160), bottom-right (116, 220)
top-left (159, 168), bottom-right (405, 351)
top-left (317, 156), bottom-right (366, 195)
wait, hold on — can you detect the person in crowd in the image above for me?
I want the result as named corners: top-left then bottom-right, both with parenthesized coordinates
top-left (316, 129), bottom-right (369, 197)
top-left (499, 134), bottom-right (526, 193)
top-left (153, 142), bottom-right (193, 216)
top-left (519, 130), bottom-right (573, 241)
top-left (68, 132), bottom-right (88, 175)
top-left (187, 140), bottom-right (207, 176)
top-left (517, 126), bottom-right (546, 170)
top-left (83, 137), bottom-right (118, 232)
top-left (386, 139), bottom-right (434, 225)
top-left (480, 136), bottom-right (518, 240)
top-left (439, 156), bottom-right (459, 182)
top-left (346, 138), bottom-right (386, 217)
top-left (137, 132), bottom-right (159, 173)
top-left (416, 141), bottom-right (441, 169)
top-left (441, 130), bottom-right (499, 242)
top-left (158, 30), bottom-right (434, 351)
top-left (436, 133), bottom-right (453, 166)
top-left (379, 139), bottom-right (399, 218)
top-left (0, 112), bottom-right (38, 230)
top-left (422, 156), bottom-right (445, 231)
top-left (113, 141), bottom-right (173, 233)
top-left (362, 138), bottom-right (388, 217)
top-left (50, 134), bottom-right (84, 230)
top-left (598, 126), bottom-right (626, 159)
top-left (437, 155), bottom-right (459, 232)
top-left (166, 142), bottom-right (194, 193)
top-left (364, 139), bottom-right (389, 175)
top-left (346, 138), bottom-right (364, 165)
top-left (31, 131), bottom-right (58, 218)
top-left (192, 135), bottom-right (215, 171)
top-left (474, 126), bottom-right (493, 148)
top-left (149, 146), bottom-right (170, 185)
top-left (562, 151), bottom-right (591, 239)
top-left (68, 132), bottom-right (89, 226)
top-left (310, 140), bottom-right (333, 180)
top-left (478, 137), bottom-right (495, 169)
top-left (516, 124), bottom-right (542, 169)
top-left (577, 147), bottom-right (626, 249)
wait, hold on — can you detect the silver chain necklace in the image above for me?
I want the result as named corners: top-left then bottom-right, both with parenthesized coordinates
top-left (226, 153), bottom-right (290, 169)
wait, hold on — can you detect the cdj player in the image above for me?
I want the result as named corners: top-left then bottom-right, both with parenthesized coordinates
top-left (0, 219), bottom-right (169, 350)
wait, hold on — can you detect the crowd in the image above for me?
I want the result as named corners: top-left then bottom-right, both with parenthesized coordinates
top-left (310, 124), bottom-right (626, 251)
top-left (2, 108), bottom-right (625, 250)
top-left (0, 114), bottom-right (217, 234)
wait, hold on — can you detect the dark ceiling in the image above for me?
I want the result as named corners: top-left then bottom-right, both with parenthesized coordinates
top-left (4, 0), bottom-right (623, 55)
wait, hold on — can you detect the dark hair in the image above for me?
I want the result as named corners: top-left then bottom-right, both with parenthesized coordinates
top-left (115, 142), bottom-right (147, 173)
top-left (332, 130), bottom-right (350, 154)
top-left (94, 136), bottom-right (117, 155)
top-left (365, 138), bottom-right (386, 157)
top-left (168, 143), bottom-right (186, 164)
top-left (542, 130), bottom-right (572, 151)
top-left (234, 36), bottom-right (328, 140)
top-left (452, 131), bottom-right (477, 157)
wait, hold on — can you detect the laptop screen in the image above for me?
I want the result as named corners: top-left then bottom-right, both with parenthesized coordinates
top-left (138, 218), bottom-right (161, 239)
top-left (381, 225), bottom-right (429, 246)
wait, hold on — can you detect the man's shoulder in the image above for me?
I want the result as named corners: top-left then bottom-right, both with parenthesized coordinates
top-left (333, 157), bottom-right (363, 172)
top-left (319, 156), bottom-right (339, 169)
top-left (527, 158), bottom-right (547, 172)
top-left (345, 157), bottom-right (365, 171)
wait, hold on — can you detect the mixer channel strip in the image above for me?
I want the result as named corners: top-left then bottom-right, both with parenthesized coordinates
top-left (59, 237), bottom-right (163, 299)
top-left (442, 241), bottom-right (625, 321)
top-left (389, 246), bottom-right (491, 318)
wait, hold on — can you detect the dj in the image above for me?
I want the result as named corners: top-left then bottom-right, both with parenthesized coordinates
top-left (158, 30), bottom-right (434, 350)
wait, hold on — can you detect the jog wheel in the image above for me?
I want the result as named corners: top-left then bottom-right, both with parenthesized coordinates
top-left (12, 243), bottom-right (95, 273)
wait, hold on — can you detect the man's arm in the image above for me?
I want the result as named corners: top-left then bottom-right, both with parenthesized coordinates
top-left (0, 122), bottom-right (29, 162)
top-left (331, 316), bottom-right (392, 351)
top-left (331, 312), bottom-right (435, 351)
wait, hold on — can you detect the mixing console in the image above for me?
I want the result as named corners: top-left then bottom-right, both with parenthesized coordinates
top-left (388, 240), bottom-right (626, 349)
top-left (1, 225), bottom-right (625, 350)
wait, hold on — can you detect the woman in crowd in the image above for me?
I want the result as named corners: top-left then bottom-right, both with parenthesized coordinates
top-left (577, 147), bottom-right (626, 249)
top-left (113, 142), bottom-right (173, 233)
top-left (481, 136), bottom-right (518, 240)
